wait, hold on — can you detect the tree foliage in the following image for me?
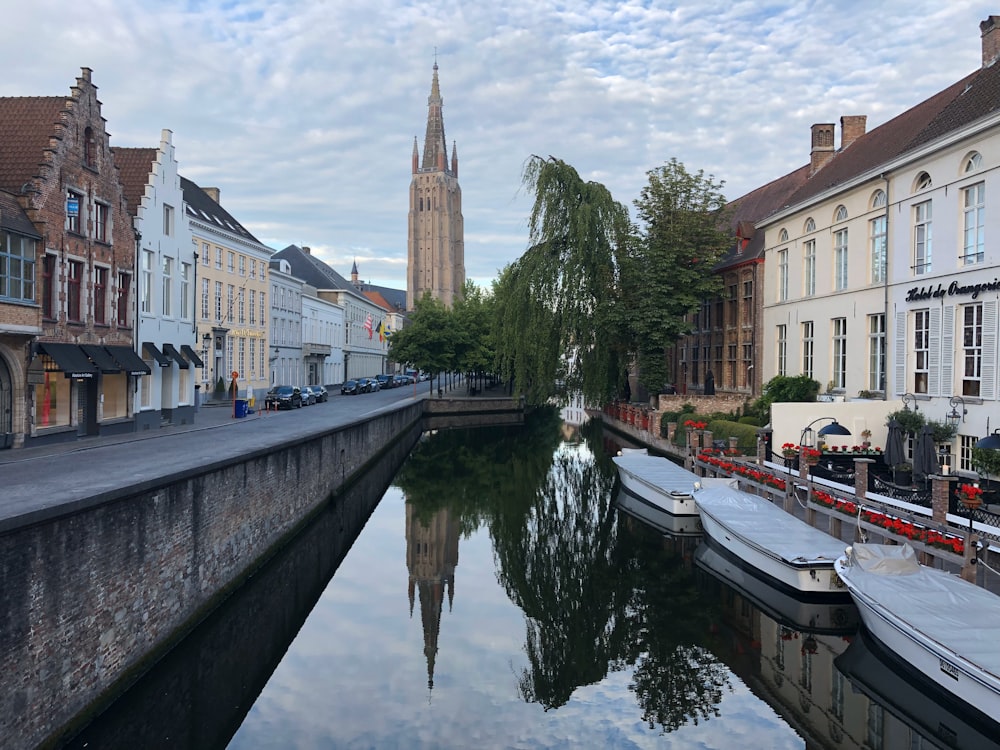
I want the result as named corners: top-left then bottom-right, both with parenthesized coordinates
top-left (387, 292), bottom-right (455, 377)
top-left (493, 156), bottom-right (633, 405)
top-left (625, 158), bottom-right (730, 392)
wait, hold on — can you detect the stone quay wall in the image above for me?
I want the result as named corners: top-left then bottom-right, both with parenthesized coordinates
top-left (2, 401), bottom-right (424, 750)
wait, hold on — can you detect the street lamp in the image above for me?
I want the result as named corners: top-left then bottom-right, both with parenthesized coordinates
top-left (946, 395), bottom-right (967, 429)
top-left (800, 417), bottom-right (852, 449)
top-left (901, 392), bottom-right (918, 412)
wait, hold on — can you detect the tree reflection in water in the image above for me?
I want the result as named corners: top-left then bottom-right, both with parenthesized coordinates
top-left (397, 410), bottom-right (729, 733)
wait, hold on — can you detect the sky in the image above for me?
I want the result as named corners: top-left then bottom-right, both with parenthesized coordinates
top-left (1, 1), bottom-right (996, 290)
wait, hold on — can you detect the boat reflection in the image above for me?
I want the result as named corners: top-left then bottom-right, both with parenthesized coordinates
top-left (614, 487), bottom-right (704, 537)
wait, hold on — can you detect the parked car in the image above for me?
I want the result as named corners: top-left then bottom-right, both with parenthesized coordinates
top-left (365, 377), bottom-right (381, 392)
top-left (375, 374), bottom-right (394, 389)
top-left (393, 374), bottom-right (411, 387)
top-left (309, 385), bottom-right (328, 402)
top-left (265, 385), bottom-right (302, 410)
top-left (341, 379), bottom-right (361, 395)
top-left (300, 386), bottom-right (317, 406)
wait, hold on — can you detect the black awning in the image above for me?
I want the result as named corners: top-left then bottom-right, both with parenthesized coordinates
top-left (80, 344), bottom-right (121, 374)
top-left (36, 342), bottom-right (97, 379)
top-left (106, 345), bottom-right (152, 376)
top-left (161, 343), bottom-right (190, 369)
top-left (180, 344), bottom-right (205, 368)
top-left (142, 342), bottom-right (172, 368)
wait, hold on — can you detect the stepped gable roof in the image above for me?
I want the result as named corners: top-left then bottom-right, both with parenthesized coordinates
top-left (0, 190), bottom-right (41, 238)
top-left (272, 245), bottom-right (357, 295)
top-left (180, 176), bottom-right (264, 246)
top-left (713, 164), bottom-right (811, 271)
top-left (781, 64), bottom-right (996, 210)
top-left (0, 96), bottom-right (65, 193)
top-left (111, 147), bottom-right (156, 217)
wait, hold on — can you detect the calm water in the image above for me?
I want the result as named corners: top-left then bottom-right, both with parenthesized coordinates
top-left (65, 409), bottom-right (1000, 750)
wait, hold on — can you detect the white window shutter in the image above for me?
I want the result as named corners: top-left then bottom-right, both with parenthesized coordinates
top-left (894, 311), bottom-right (906, 395)
top-left (928, 307), bottom-right (941, 395)
top-left (982, 300), bottom-right (997, 400)
top-left (941, 306), bottom-right (955, 396)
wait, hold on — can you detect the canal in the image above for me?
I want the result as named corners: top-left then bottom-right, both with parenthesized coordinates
top-left (63, 408), bottom-right (1000, 749)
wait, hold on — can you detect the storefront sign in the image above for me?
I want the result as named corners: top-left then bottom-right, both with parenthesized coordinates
top-left (906, 277), bottom-right (1000, 303)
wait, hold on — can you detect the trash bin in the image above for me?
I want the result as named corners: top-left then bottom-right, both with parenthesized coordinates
top-left (194, 385), bottom-right (202, 412)
top-left (234, 398), bottom-right (248, 418)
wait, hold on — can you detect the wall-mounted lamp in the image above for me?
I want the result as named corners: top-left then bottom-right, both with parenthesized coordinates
top-left (269, 347), bottom-right (280, 362)
top-left (901, 393), bottom-right (918, 412)
top-left (202, 332), bottom-right (211, 346)
top-left (946, 395), bottom-right (967, 429)
top-left (800, 417), bottom-right (852, 449)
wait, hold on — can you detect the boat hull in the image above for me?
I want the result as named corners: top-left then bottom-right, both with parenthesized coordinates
top-left (615, 489), bottom-right (703, 536)
top-left (835, 555), bottom-right (1000, 714)
top-left (612, 456), bottom-right (699, 516)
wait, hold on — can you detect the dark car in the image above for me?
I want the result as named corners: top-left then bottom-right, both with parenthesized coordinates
top-left (309, 385), bottom-right (328, 402)
top-left (375, 374), bottom-right (394, 389)
top-left (393, 374), bottom-right (411, 387)
top-left (341, 379), bottom-right (361, 395)
top-left (300, 386), bottom-right (317, 406)
top-left (265, 385), bottom-right (302, 410)
top-left (366, 377), bottom-right (381, 392)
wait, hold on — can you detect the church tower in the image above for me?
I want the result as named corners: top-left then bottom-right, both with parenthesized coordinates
top-left (407, 62), bottom-right (465, 310)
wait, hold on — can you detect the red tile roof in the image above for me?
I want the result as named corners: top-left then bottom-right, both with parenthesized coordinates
top-left (111, 147), bottom-right (157, 216)
top-left (0, 96), bottom-right (66, 193)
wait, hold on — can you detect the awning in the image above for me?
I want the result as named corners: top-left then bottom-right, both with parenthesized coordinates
top-left (142, 342), bottom-right (172, 368)
top-left (35, 342), bottom-right (97, 379)
top-left (161, 343), bottom-right (190, 369)
top-left (180, 344), bottom-right (205, 368)
top-left (80, 344), bottom-right (121, 374)
top-left (106, 345), bottom-right (152, 376)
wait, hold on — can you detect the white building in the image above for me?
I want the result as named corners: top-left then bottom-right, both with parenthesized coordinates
top-left (268, 259), bottom-right (303, 387)
top-left (302, 289), bottom-right (344, 387)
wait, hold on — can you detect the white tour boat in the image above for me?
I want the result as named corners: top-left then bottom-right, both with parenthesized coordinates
top-left (693, 485), bottom-right (848, 596)
top-left (835, 543), bottom-right (1000, 716)
top-left (611, 452), bottom-right (702, 517)
top-left (694, 542), bottom-right (858, 634)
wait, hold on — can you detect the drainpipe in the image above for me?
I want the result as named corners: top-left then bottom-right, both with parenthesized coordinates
top-left (882, 173), bottom-right (890, 399)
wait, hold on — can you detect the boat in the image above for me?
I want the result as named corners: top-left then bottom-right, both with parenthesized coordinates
top-left (835, 543), bottom-right (1000, 717)
top-left (616, 447), bottom-right (648, 456)
top-left (611, 452), bottom-right (703, 517)
top-left (836, 626), bottom-right (1000, 750)
top-left (693, 485), bottom-right (848, 596)
top-left (615, 488), bottom-right (704, 537)
top-left (694, 542), bottom-right (857, 634)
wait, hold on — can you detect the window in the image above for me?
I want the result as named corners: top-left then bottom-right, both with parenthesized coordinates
top-left (259, 291), bottom-right (265, 326)
top-left (914, 201), bottom-right (932, 274)
top-left (914, 310), bottom-right (929, 394)
top-left (93, 266), bottom-right (107, 325)
top-left (227, 251), bottom-right (235, 274)
top-left (805, 218), bottom-right (816, 232)
top-left (742, 343), bottom-right (752, 387)
top-left (238, 337), bottom-right (246, 376)
top-left (227, 284), bottom-right (234, 323)
top-left (239, 255), bottom-right (246, 276)
top-left (66, 190), bottom-right (82, 234)
top-left (162, 256), bottom-right (173, 316)
top-left (916, 172), bottom-right (932, 191)
top-left (116, 272), bottom-right (130, 326)
top-left (141, 249), bottom-right (154, 314)
top-left (777, 325), bottom-right (787, 376)
top-left (964, 152), bottom-right (983, 173)
top-left (201, 241), bottom-right (209, 266)
top-left (779, 228), bottom-right (789, 242)
top-left (215, 246), bottom-right (222, 269)
top-left (833, 229), bottom-right (848, 290)
top-left (962, 182), bottom-right (985, 265)
top-left (803, 240), bottom-right (816, 296)
top-left (238, 289), bottom-right (245, 325)
top-left (201, 277), bottom-right (210, 320)
top-left (249, 338), bottom-right (256, 376)
top-left (834, 205), bottom-right (848, 222)
top-left (777, 249), bottom-right (788, 301)
top-left (871, 189), bottom-right (887, 209)
top-left (163, 204), bottom-right (174, 237)
top-left (963, 303), bottom-right (983, 397)
top-left (180, 262), bottom-right (191, 320)
top-left (83, 126), bottom-right (95, 168)
top-left (67, 260), bottom-right (83, 322)
top-left (249, 259), bottom-right (256, 279)
top-left (42, 254), bottom-right (56, 319)
top-left (0, 230), bottom-right (36, 302)
top-left (249, 289), bottom-right (257, 325)
top-left (727, 284), bottom-right (737, 326)
top-left (868, 313), bottom-right (885, 392)
top-left (802, 321), bottom-right (814, 378)
top-left (727, 343), bottom-right (737, 384)
top-left (832, 318), bottom-right (847, 389)
top-left (960, 434), bottom-right (978, 473)
top-left (741, 279), bottom-right (753, 321)
top-left (869, 215), bottom-right (886, 283)
top-left (94, 202), bottom-right (109, 243)
top-left (214, 281), bottom-right (223, 321)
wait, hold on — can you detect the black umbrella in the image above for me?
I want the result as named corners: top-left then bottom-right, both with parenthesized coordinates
top-left (883, 419), bottom-right (905, 479)
top-left (913, 423), bottom-right (939, 487)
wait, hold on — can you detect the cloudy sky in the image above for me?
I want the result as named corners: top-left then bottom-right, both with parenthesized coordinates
top-left (1, 1), bottom-right (995, 289)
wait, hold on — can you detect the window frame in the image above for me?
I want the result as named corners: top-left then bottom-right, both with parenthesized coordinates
top-left (963, 303), bottom-right (983, 397)
top-left (868, 313), bottom-right (885, 392)
top-left (914, 200), bottom-right (932, 274)
top-left (833, 228), bottom-right (849, 290)
top-left (961, 181), bottom-right (985, 266)
top-left (832, 317), bottom-right (847, 389)
top-left (914, 309), bottom-right (929, 394)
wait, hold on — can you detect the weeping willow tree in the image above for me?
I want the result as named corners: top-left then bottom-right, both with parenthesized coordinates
top-left (494, 156), bottom-right (633, 406)
top-left (624, 158), bottom-right (731, 392)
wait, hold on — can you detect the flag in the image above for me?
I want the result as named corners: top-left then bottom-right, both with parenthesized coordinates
top-left (364, 313), bottom-right (373, 339)
top-left (377, 321), bottom-right (385, 343)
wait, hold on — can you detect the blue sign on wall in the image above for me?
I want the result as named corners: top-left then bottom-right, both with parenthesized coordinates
top-left (66, 197), bottom-right (79, 216)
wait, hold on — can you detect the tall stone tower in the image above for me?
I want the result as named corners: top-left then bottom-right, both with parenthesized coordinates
top-left (407, 62), bottom-right (465, 310)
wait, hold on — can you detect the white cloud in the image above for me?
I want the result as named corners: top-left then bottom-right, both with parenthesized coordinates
top-left (2, 0), bottom-right (994, 289)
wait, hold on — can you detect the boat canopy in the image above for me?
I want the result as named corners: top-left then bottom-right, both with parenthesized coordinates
top-left (849, 543), bottom-right (921, 575)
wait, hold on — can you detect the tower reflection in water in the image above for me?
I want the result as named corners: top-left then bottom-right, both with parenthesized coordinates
top-left (691, 535), bottom-right (1000, 750)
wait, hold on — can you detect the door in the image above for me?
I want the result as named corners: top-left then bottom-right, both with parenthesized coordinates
top-left (0, 357), bottom-right (12, 449)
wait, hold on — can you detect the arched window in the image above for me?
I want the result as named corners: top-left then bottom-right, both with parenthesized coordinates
top-left (778, 229), bottom-right (788, 242)
top-left (871, 189), bottom-right (886, 209)
top-left (804, 218), bottom-right (816, 233)
top-left (834, 205), bottom-right (848, 222)
top-left (914, 172), bottom-right (932, 192)
top-left (964, 151), bottom-right (983, 174)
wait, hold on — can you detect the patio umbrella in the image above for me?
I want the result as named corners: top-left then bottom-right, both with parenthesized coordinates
top-left (913, 423), bottom-right (939, 487)
top-left (883, 419), bottom-right (905, 480)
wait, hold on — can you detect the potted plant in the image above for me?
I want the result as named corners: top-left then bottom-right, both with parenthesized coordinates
top-left (958, 483), bottom-right (984, 511)
top-left (801, 447), bottom-right (822, 466)
top-left (781, 442), bottom-right (799, 459)
top-left (860, 429), bottom-right (872, 448)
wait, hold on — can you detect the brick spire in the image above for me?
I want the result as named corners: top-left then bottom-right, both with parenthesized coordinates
top-left (420, 62), bottom-right (452, 175)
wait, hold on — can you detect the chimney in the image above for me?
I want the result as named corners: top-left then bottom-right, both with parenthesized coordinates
top-left (302, 246), bottom-right (311, 255)
top-left (840, 115), bottom-right (867, 150)
top-left (203, 187), bottom-right (221, 204)
top-left (810, 123), bottom-right (835, 175)
top-left (983, 16), bottom-right (1000, 67)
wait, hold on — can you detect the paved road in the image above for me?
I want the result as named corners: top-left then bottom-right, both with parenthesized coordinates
top-left (0, 380), bottom-right (444, 531)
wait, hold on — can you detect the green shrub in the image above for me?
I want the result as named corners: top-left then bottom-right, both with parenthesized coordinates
top-left (706, 419), bottom-right (759, 453)
top-left (738, 415), bottom-right (762, 426)
top-left (886, 408), bottom-right (924, 435)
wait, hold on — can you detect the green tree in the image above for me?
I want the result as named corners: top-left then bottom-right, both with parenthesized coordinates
top-left (388, 292), bottom-right (455, 388)
top-left (625, 158), bottom-right (730, 392)
top-left (452, 280), bottom-right (494, 379)
top-left (494, 156), bottom-right (632, 405)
